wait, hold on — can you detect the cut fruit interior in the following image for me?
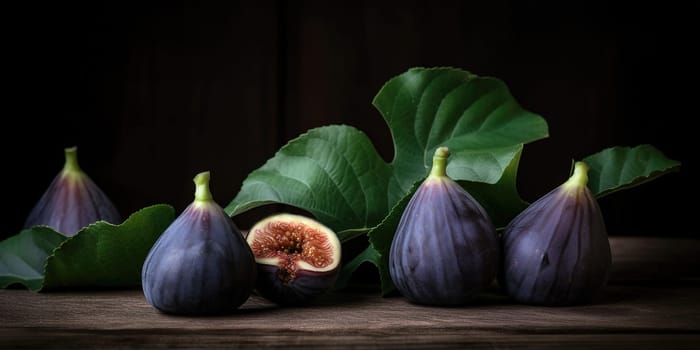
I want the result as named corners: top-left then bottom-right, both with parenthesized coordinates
top-left (247, 213), bottom-right (341, 273)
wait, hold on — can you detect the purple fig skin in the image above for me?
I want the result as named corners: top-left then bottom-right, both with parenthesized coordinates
top-left (502, 161), bottom-right (612, 306)
top-left (247, 213), bottom-right (341, 306)
top-left (24, 146), bottom-right (121, 236)
top-left (255, 264), bottom-right (339, 306)
top-left (389, 147), bottom-right (500, 306)
top-left (141, 171), bottom-right (256, 315)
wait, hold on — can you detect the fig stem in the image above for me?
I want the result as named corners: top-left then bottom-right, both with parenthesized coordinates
top-left (63, 146), bottom-right (82, 174)
top-left (193, 171), bottom-right (213, 203)
top-left (429, 146), bottom-right (450, 178)
top-left (563, 161), bottom-right (589, 191)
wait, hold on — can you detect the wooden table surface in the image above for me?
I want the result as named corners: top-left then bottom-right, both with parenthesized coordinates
top-left (2, 236), bottom-right (699, 349)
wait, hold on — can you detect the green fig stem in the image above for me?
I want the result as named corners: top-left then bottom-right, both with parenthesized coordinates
top-left (429, 147), bottom-right (450, 178)
top-left (63, 146), bottom-right (82, 174)
top-left (194, 171), bottom-right (213, 203)
top-left (562, 161), bottom-right (589, 192)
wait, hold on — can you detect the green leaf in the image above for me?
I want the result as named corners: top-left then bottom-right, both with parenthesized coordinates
top-left (226, 125), bottom-right (394, 233)
top-left (582, 144), bottom-right (681, 198)
top-left (375, 67), bottom-right (549, 195)
top-left (227, 68), bottom-right (547, 227)
top-left (226, 67), bottom-right (549, 294)
top-left (0, 227), bottom-right (66, 291)
top-left (42, 204), bottom-right (175, 290)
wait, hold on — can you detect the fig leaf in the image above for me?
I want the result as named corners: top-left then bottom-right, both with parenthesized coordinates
top-left (225, 125), bottom-right (394, 234)
top-left (0, 204), bottom-right (175, 291)
top-left (582, 144), bottom-right (681, 198)
top-left (0, 227), bottom-right (66, 291)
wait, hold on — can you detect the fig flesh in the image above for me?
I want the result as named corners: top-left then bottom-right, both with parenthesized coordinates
top-left (247, 213), bottom-right (341, 305)
top-left (24, 146), bottom-right (121, 236)
top-left (141, 171), bottom-right (256, 315)
top-left (389, 147), bottom-right (500, 306)
top-left (502, 161), bottom-right (611, 306)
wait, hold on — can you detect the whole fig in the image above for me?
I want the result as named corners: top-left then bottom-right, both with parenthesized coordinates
top-left (141, 171), bottom-right (256, 315)
top-left (246, 213), bottom-right (341, 306)
top-left (24, 146), bottom-right (121, 236)
top-left (389, 146), bottom-right (500, 306)
top-left (502, 161), bottom-right (611, 306)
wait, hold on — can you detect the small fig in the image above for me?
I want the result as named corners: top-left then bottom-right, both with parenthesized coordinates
top-left (24, 146), bottom-right (121, 236)
top-left (389, 147), bottom-right (500, 306)
top-left (141, 171), bottom-right (256, 315)
top-left (246, 213), bottom-right (341, 305)
top-left (502, 161), bottom-right (611, 306)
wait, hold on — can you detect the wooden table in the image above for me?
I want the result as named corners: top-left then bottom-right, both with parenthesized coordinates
top-left (2, 237), bottom-right (699, 349)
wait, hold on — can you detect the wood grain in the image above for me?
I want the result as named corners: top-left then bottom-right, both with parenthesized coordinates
top-left (1, 237), bottom-right (699, 349)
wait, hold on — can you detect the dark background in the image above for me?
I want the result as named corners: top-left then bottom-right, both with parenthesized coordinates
top-left (2, 0), bottom-right (696, 242)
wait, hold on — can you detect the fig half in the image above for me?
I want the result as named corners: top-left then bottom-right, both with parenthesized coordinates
top-left (502, 161), bottom-right (611, 306)
top-left (24, 146), bottom-right (121, 236)
top-left (389, 146), bottom-right (500, 306)
top-left (247, 213), bottom-right (341, 305)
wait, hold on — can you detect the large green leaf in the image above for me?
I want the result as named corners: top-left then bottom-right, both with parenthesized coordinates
top-left (225, 68), bottom-right (548, 224)
top-left (582, 144), bottom-right (681, 198)
top-left (42, 204), bottom-right (175, 289)
top-left (225, 125), bottom-right (393, 234)
top-left (226, 68), bottom-right (547, 226)
top-left (0, 204), bottom-right (175, 291)
top-left (375, 67), bottom-right (549, 194)
top-left (226, 67), bottom-right (549, 293)
top-left (0, 227), bottom-right (66, 291)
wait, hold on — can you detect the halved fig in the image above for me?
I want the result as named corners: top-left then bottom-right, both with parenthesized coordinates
top-left (246, 213), bottom-right (341, 305)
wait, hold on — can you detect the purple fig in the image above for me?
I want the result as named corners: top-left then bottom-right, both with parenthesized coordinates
top-left (24, 146), bottom-right (121, 236)
top-left (246, 213), bottom-right (341, 305)
top-left (141, 171), bottom-right (256, 315)
top-left (389, 147), bottom-right (500, 306)
top-left (502, 161), bottom-right (611, 306)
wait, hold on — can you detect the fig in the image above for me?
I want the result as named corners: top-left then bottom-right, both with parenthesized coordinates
top-left (141, 171), bottom-right (256, 315)
top-left (389, 146), bottom-right (500, 306)
top-left (502, 161), bottom-right (611, 306)
top-left (246, 213), bottom-right (341, 305)
top-left (24, 146), bottom-right (121, 236)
